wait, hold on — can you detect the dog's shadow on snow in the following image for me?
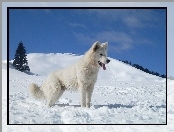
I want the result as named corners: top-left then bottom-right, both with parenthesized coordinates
top-left (55, 104), bottom-right (166, 109)
top-left (55, 103), bottom-right (134, 109)
top-left (95, 104), bottom-right (134, 109)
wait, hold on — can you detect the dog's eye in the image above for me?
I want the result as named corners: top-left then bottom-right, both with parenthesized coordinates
top-left (100, 54), bottom-right (103, 56)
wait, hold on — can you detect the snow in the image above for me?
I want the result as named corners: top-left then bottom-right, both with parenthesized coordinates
top-left (2, 53), bottom-right (172, 131)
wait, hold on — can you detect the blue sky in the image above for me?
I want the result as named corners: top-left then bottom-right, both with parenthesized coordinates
top-left (9, 8), bottom-right (166, 75)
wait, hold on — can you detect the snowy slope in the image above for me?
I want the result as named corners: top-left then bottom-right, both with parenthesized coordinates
top-left (26, 53), bottom-right (162, 81)
top-left (2, 53), bottom-right (172, 131)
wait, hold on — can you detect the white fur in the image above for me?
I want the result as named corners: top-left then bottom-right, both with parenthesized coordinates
top-left (29, 41), bottom-right (110, 108)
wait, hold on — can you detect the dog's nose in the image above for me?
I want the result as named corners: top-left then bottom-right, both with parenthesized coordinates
top-left (106, 59), bottom-right (110, 63)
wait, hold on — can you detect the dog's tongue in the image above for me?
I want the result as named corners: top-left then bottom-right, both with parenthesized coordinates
top-left (102, 64), bottom-right (106, 70)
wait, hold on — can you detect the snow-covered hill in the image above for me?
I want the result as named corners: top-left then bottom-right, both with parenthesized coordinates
top-left (26, 53), bottom-right (163, 81)
top-left (2, 53), bottom-right (172, 131)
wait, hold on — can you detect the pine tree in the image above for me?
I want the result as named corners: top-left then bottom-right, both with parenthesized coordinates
top-left (13, 41), bottom-right (30, 72)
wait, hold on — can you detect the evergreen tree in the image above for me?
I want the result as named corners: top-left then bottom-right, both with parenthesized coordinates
top-left (144, 68), bottom-right (150, 73)
top-left (129, 61), bottom-right (131, 65)
top-left (119, 59), bottom-right (166, 78)
top-left (160, 74), bottom-right (166, 78)
top-left (13, 41), bottom-right (30, 72)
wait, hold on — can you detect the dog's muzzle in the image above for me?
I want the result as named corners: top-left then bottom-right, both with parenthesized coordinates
top-left (106, 59), bottom-right (110, 64)
top-left (98, 59), bottom-right (110, 70)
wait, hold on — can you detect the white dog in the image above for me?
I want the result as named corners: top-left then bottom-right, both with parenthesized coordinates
top-left (29, 41), bottom-right (110, 108)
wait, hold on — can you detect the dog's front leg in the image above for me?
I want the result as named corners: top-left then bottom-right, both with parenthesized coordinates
top-left (79, 85), bottom-right (86, 107)
top-left (86, 84), bottom-right (94, 108)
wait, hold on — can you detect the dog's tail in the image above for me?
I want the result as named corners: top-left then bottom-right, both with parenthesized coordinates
top-left (29, 83), bottom-right (45, 99)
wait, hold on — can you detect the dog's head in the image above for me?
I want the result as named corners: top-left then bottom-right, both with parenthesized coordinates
top-left (92, 41), bottom-right (110, 70)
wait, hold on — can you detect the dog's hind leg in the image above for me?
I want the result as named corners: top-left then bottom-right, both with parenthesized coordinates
top-left (46, 88), bottom-right (65, 107)
top-left (47, 97), bottom-right (57, 107)
top-left (46, 78), bottom-right (65, 107)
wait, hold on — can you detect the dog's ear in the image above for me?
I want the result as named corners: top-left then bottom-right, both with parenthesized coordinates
top-left (92, 41), bottom-right (100, 52)
top-left (101, 42), bottom-right (108, 49)
top-left (104, 42), bottom-right (108, 47)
